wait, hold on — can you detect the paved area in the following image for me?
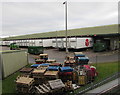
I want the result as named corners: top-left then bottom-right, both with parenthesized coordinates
top-left (85, 78), bottom-right (120, 94)
top-left (29, 48), bottom-right (119, 63)
top-left (1, 46), bottom-right (119, 63)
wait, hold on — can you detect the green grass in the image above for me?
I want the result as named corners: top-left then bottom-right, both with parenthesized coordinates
top-left (2, 62), bottom-right (119, 94)
top-left (2, 72), bottom-right (20, 94)
top-left (92, 61), bottom-right (119, 82)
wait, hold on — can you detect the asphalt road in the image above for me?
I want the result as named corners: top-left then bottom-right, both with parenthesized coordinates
top-left (1, 46), bottom-right (119, 64)
top-left (28, 48), bottom-right (119, 64)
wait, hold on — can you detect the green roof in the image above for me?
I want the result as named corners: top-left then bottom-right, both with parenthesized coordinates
top-left (3, 24), bottom-right (119, 40)
top-left (0, 38), bottom-right (3, 41)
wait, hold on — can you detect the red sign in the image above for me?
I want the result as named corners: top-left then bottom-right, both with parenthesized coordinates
top-left (85, 39), bottom-right (89, 46)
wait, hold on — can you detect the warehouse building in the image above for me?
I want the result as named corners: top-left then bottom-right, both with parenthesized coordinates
top-left (1, 24), bottom-right (120, 50)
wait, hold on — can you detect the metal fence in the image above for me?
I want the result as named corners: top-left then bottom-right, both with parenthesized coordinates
top-left (74, 72), bottom-right (120, 95)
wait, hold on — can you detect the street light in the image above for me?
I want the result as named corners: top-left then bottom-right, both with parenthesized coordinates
top-left (63, 1), bottom-right (69, 55)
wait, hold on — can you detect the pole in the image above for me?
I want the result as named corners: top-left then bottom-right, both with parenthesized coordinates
top-left (63, 1), bottom-right (68, 56)
top-left (96, 55), bottom-right (97, 69)
top-left (56, 31), bottom-right (58, 48)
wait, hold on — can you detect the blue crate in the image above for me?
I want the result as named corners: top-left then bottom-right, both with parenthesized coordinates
top-left (78, 57), bottom-right (89, 61)
top-left (31, 64), bottom-right (41, 68)
top-left (39, 63), bottom-right (50, 66)
top-left (60, 67), bottom-right (73, 72)
top-left (75, 54), bottom-right (85, 57)
top-left (47, 66), bottom-right (60, 71)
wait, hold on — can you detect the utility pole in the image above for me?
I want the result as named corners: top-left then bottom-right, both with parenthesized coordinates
top-left (63, 1), bottom-right (69, 56)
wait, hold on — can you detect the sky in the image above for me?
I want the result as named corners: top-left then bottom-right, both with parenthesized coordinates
top-left (0, 0), bottom-right (119, 38)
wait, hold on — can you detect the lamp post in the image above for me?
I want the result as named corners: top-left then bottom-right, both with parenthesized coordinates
top-left (63, 1), bottom-right (69, 55)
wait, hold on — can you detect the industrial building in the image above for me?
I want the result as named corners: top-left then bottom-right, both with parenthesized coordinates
top-left (1, 24), bottom-right (120, 50)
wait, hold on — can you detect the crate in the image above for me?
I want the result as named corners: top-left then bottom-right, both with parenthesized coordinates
top-left (60, 67), bottom-right (73, 72)
top-left (59, 72), bottom-right (73, 82)
top-left (77, 57), bottom-right (89, 65)
top-left (20, 68), bottom-right (33, 73)
top-left (31, 64), bottom-right (41, 68)
top-left (16, 76), bottom-right (34, 87)
top-left (44, 71), bottom-right (59, 79)
top-left (46, 59), bottom-right (56, 63)
top-left (64, 60), bottom-right (75, 67)
top-left (35, 59), bottom-right (46, 64)
top-left (32, 69), bottom-right (46, 78)
top-left (78, 75), bottom-right (87, 85)
top-left (39, 54), bottom-right (48, 60)
top-left (19, 67), bottom-right (34, 76)
top-left (50, 63), bottom-right (63, 67)
top-left (47, 66), bottom-right (60, 71)
top-left (73, 71), bottom-right (78, 83)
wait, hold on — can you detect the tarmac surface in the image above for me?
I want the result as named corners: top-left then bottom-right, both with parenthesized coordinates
top-left (1, 46), bottom-right (119, 64)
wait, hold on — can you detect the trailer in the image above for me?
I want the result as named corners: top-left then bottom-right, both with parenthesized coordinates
top-left (57, 38), bottom-right (64, 49)
top-left (69, 37), bottom-right (93, 49)
top-left (2, 37), bottom-right (93, 49)
top-left (34, 39), bottom-right (43, 46)
top-left (43, 39), bottom-right (53, 47)
top-left (52, 38), bottom-right (57, 48)
top-left (24, 40), bottom-right (27, 47)
top-left (0, 41), bottom-right (2, 46)
top-left (4, 41), bottom-right (10, 46)
top-left (52, 37), bottom-right (93, 49)
top-left (63, 38), bottom-right (70, 48)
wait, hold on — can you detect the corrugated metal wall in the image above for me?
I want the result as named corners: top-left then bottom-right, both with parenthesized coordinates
top-left (1, 50), bottom-right (28, 78)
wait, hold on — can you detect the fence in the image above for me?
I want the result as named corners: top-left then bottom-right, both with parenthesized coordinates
top-left (74, 72), bottom-right (120, 95)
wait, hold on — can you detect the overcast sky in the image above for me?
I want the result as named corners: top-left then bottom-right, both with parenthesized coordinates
top-left (0, 0), bottom-right (118, 38)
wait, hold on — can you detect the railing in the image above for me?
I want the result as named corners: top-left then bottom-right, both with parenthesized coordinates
top-left (73, 72), bottom-right (120, 95)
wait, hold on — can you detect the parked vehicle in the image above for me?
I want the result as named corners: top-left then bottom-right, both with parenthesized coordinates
top-left (2, 37), bottom-right (93, 49)
top-left (93, 40), bottom-right (107, 52)
top-left (52, 37), bottom-right (93, 49)
top-left (10, 43), bottom-right (19, 50)
top-left (28, 46), bottom-right (44, 55)
top-left (69, 37), bottom-right (93, 49)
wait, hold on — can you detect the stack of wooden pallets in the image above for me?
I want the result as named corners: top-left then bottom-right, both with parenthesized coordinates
top-left (16, 76), bottom-right (34, 93)
top-left (19, 67), bottom-right (34, 76)
top-left (35, 79), bottom-right (65, 94)
top-left (64, 56), bottom-right (75, 67)
top-left (32, 69), bottom-right (46, 79)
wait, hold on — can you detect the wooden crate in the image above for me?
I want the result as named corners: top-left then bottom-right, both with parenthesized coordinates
top-left (16, 76), bottom-right (35, 93)
top-left (19, 68), bottom-right (33, 76)
top-left (46, 59), bottom-right (56, 63)
top-left (44, 71), bottom-right (59, 79)
top-left (78, 75), bottom-right (87, 85)
top-left (16, 76), bottom-right (34, 87)
top-left (32, 69), bottom-right (46, 78)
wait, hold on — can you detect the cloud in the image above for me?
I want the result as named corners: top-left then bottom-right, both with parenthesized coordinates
top-left (1, 2), bottom-right (118, 37)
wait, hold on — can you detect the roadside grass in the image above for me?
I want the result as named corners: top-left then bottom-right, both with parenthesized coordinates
top-left (2, 61), bottom-right (119, 94)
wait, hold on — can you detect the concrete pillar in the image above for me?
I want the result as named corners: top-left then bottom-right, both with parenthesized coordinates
top-left (110, 37), bottom-right (119, 50)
